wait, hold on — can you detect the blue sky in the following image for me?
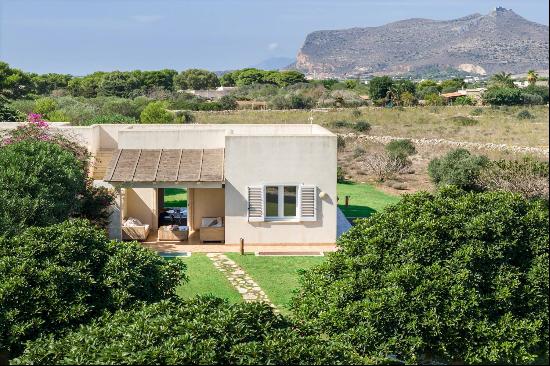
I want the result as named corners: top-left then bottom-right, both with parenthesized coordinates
top-left (0, 0), bottom-right (548, 75)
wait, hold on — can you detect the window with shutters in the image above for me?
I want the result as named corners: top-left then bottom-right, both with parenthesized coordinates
top-left (248, 184), bottom-right (317, 222)
top-left (265, 185), bottom-right (298, 220)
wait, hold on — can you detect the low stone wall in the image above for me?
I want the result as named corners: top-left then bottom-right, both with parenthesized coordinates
top-left (341, 133), bottom-right (549, 157)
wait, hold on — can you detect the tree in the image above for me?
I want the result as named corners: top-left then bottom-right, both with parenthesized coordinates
top-left (489, 71), bottom-right (515, 89)
top-left (424, 93), bottom-right (445, 106)
top-left (527, 70), bottom-right (539, 86)
top-left (439, 78), bottom-right (465, 93)
top-left (234, 68), bottom-right (269, 86)
top-left (220, 71), bottom-right (237, 87)
top-left (482, 87), bottom-right (523, 105)
top-left (0, 219), bottom-right (186, 358)
top-left (67, 72), bottom-right (105, 98)
top-left (173, 69), bottom-right (220, 90)
top-left (0, 140), bottom-right (86, 237)
top-left (30, 73), bottom-right (72, 95)
top-left (0, 62), bottom-right (33, 99)
top-left (140, 101), bottom-right (173, 123)
top-left (13, 297), bottom-right (363, 365)
top-left (292, 187), bottom-right (549, 364)
top-left (98, 71), bottom-right (141, 98)
top-left (367, 76), bottom-right (393, 100)
top-left (428, 148), bottom-right (489, 190)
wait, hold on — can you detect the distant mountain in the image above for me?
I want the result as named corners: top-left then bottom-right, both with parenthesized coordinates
top-left (293, 7), bottom-right (549, 78)
top-left (251, 57), bottom-right (295, 71)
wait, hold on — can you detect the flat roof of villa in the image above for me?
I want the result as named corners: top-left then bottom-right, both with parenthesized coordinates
top-left (104, 148), bottom-right (224, 183)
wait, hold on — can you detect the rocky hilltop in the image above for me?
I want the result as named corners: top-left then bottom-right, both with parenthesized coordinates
top-left (293, 7), bottom-right (549, 78)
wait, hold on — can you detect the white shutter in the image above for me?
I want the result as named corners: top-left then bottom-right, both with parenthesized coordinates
top-left (247, 185), bottom-right (264, 222)
top-left (299, 184), bottom-right (317, 221)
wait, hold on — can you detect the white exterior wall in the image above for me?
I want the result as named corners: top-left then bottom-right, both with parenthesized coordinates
top-left (224, 135), bottom-right (337, 244)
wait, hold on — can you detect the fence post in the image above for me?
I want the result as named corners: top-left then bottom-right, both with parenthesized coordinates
top-left (345, 195), bottom-right (350, 207)
top-left (240, 238), bottom-right (244, 255)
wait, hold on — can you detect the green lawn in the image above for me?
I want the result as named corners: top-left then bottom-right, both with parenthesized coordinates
top-left (164, 188), bottom-right (187, 208)
top-left (175, 254), bottom-right (242, 303)
top-left (226, 254), bottom-right (325, 312)
top-left (337, 182), bottom-right (400, 218)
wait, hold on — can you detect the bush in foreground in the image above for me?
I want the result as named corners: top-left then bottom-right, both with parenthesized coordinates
top-left (0, 219), bottom-right (186, 357)
top-left (292, 187), bottom-right (549, 364)
top-left (14, 297), bottom-right (363, 365)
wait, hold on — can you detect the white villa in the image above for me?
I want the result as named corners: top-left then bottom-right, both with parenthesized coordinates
top-left (2, 123), bottom-right (338, 248)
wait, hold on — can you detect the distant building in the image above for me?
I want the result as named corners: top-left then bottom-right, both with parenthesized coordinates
top-left (181, 86), bottom-right (237, 100)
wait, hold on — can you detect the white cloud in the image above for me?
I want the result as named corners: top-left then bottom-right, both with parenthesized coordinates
top-left (267, 42), bottom-right (279, 51)
top-left (130, 15), bottom-right (164, 23)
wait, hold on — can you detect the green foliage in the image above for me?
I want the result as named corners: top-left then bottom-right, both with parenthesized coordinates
top-left (220, 72), bottom-right (236, 87)
top-left (489, 71), bottom-right (516, 89)
top-left (269, 94), bottom-right (314, 109)
top-left (424, 93), bottom-right (445, 106)
top-left (97, 71), bottom-right (141, 98)
top-left (83, 113), bottom-right (137, 125)
top-left (449, 115), bottom-right (479, 126)
top-left (100, 97), bottom-right (144, 118)
top-left (453, 95), bottom-right (476, 106)
top-left (30, 73), bottom-right (72, 95)
top-left (337, 135), bottom-right (346, 151)
top-left (173, 110), bottom-right (196, 123)
top-left (218, 95), bottom-right (238, 110)
top-left (0, 96), bottom-right (25, 121)
top-left (0, 219), bottom-right (187, 357)
top-left (140, 101), bottom-right (174, 123)
top-left (521, 93), bottom-right (544, 106)
top-left (483, 87), bottom-right (523, 106)
top-left (33, 97), bottom-right (58, 117)
top-left (0, 141), bottom-right (86, 237)
top-left (439, 78), bottom-right (465, 92)
top-left (368, 76), bottom-right (393, 100)
top-left (292, 187), bottom-right (549, 364)
top-left (173, 69), bottom-right (220, 90)
top-left (353, 120), bottom-right (371, 133)
top-left (0, 61), bottom-right (34, 99)
top-left (45, 109), bottom-right (71, 122)
top-left (13, 297), bottom-right (362, 365)
top-left (428, 148), bottom-right (489, 190)
top-left (385, 139), bottom-right (416, 158)
top-left (517, 109), bottom-right (535, 120)
top-left (470, 107), bottom-right (484, 116)
top-left (522, 85), bottom-right (549, 104)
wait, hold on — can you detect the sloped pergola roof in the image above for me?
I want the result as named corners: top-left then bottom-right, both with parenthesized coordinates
top-left (104, 148), bottom-right (224, 183)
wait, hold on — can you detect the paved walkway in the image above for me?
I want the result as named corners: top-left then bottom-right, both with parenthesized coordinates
top-left (206, 253), bottom-right (274, 306)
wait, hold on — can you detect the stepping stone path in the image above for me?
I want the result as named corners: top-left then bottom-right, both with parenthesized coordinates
top-left (206, 253), bottom-right (274, 307)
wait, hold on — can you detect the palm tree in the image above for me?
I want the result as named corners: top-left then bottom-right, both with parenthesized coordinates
top-left (527, 70), bottom-right (538, 85)
top-left (490, 71), bottom-right (515, 88)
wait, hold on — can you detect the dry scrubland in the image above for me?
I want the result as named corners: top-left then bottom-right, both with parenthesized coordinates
top-left (193, 105), bottom-right (549, 148)
top-left (193, 106), bottom-right (549, 195)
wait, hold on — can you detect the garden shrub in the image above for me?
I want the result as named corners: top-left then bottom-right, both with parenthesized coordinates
top-left (337, 135), bottom-right (346, 151)
top-left (337, 166), bottom-right (347, 183)
top-left (33, 97), bottom-right (57, 117)
top-left (522, 85), bottom-right (549, 104)
top-left (0, 140), bottom-right (86, 237)
top-left (1, 121), bottom-right (114, 230)
top-left (292, 187), bottom-right (549, 364)
top-left (0, 219), bottom-right (187, 358)
top-left (218, 95), bottom-right (238, 110)
top-left (173, 110), bottom-right (196, 123)
top-left (140, 101), bottom-right (174, 123)
top-left (517, 109), bottom-right (535, 120)
top-left (101, 97), bottom-right (144, 118)
top-left (428, 148), bottom-right (489, 190)
top-left (13, 297), bottom-right (362, 365)
top-left (521, 93), bottom-right (544, 106)
top-left (353, 120), bottom-right (371, 133)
